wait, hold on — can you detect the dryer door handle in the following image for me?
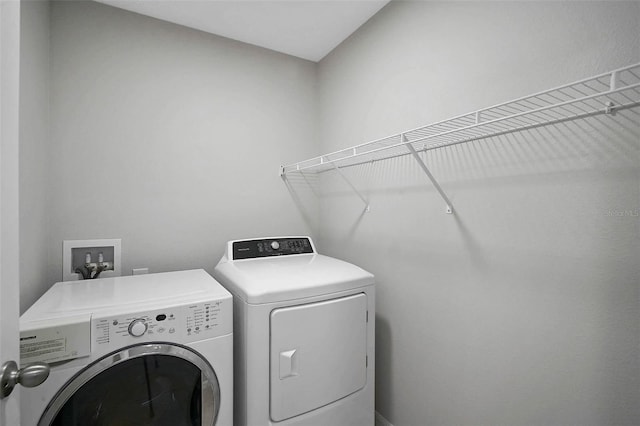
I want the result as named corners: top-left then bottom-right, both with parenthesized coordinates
top-left (279, 349), bottom-right (298, 379)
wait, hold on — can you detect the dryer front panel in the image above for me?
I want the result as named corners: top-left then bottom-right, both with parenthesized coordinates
top-left (269, 293), bottom-right (368, 422)
top-left (38, 343), bottom-right (220, 426)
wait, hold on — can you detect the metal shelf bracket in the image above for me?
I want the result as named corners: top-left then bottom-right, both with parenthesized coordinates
top-left (604, 101), bottom-right (616, 115)
top-left (402, 134), bottom-right (454, 214)
top-left (330, 160), bottom-right (370, 212)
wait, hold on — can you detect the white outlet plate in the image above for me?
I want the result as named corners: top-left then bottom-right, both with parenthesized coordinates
top-left (63, 238), bottom-right (121, 281)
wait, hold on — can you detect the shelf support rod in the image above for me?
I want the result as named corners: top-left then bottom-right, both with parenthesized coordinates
top-left (402, 134), bottom-right (454, 214)
top-left (329, 159), bottom-right (370, 212)
top-left (610, 70), bottom-right (618, 91)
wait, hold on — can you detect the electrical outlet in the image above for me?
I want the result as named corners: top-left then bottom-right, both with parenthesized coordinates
top-left (132, 268), bottom-right (149, 275)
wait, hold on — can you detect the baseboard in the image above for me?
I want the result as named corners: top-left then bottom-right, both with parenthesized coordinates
top-left (375, 411), bottom-right (394, 426)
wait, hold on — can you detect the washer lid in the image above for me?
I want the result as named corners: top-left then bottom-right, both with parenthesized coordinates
top-left (21, 269), bottom-right (231, 321)
top-left (214, 254), bottom-right (374, 304)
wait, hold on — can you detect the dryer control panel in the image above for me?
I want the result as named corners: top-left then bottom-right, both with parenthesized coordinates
top-left (231, 237), bottom-right (315, 260)
top-left (91, 298), bottom-right (231, 357)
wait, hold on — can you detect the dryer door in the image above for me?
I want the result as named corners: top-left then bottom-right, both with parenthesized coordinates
top-left (270, 293), bottom-right (368, 421)
top-left (38, 343), bottom-right (220, 426)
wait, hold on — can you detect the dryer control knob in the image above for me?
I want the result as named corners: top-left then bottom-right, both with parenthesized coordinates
top-left (128, 319), bottom-right (148, 337)
top-left (271, 241), bottom-right (280, 250)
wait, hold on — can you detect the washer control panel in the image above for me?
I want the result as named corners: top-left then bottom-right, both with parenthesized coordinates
top-left (91, 298), bottom-right (230, 354)
top-left (232, 237), bottom-right (314, 260)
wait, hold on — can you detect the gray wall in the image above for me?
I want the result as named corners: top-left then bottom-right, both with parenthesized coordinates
top-left (17, 1), bottom-right (640, 425)
top-left (26, 0), bottom-right (318, 302)
top-left (19, 0), bottom-right (51, 313)
top-left (316, 2), bottom-right (639, 425)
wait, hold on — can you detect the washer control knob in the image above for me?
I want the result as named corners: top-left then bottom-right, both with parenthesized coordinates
top-left (128, 319), bottom-right (148, 337)
top-left (270, 241), bottom-right (280, 250)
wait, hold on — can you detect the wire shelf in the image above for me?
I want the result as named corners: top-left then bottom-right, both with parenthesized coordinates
top-left (281, 63), bottom-right (640, 176)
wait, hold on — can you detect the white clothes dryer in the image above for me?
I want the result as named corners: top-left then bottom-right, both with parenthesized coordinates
top-left (19, 269), bottom-right (233, 426)
top-left (214, 237), bottom-right (375, 426)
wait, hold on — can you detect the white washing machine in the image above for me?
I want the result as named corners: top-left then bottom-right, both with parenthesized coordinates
top-left (19, 269), bottom-right (233, 426)
top-left (213, 237), bottom-right (375, 426)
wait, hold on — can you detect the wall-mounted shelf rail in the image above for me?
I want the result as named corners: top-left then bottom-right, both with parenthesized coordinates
top-left (280, 63), bottom-right (640, 213)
